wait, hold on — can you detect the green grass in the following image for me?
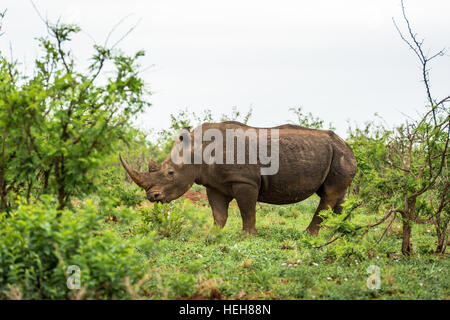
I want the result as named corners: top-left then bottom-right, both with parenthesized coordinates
top-left (104, 194), bottom-right (449, 300)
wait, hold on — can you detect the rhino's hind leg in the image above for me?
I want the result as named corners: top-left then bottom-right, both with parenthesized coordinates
top-left (206, 187), bottom-right (232, 228)
top-left (232, 183), bottom-right (258, 235)
top-left (306, 188), bottom-right (346, 236)
top-left (332, 196), bottom-right (345, 214)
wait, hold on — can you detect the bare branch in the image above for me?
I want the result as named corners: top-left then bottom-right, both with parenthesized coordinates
top-left (111, 18), bottom-right (142, 50)
top-left (0, 9), bottom-right (7, 36)
top-left (393, 0), bottom-right (448, 125)
top-left (104, 14), bottom-right (134, 48)
top-left (376, 213), bottom-right (397, 244)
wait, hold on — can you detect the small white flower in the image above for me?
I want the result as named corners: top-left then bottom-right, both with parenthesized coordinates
top-left (233, 244), bottom-right (238, 248)
top-left (197, 254), bottom-right (203, 258)
top-left (426, 230), bottom-right (431, 233)
top-left (419, 283), bottom-right (423, 287)
top-left (327, 277), bottom-right (332, 281)
top-left (296, 259), bottom-right (301, 263)
top-left (281, 263), bottom-right (287, 266)
top-left (344, 278), bottom-right (348, 281)
top-left (312, 262), bottom-right (319, 267)
top-left (288, 264), bottom-right (293, 267)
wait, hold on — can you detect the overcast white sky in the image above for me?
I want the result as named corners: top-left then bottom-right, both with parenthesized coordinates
top-left (1, 0), bottom-right (449, 137)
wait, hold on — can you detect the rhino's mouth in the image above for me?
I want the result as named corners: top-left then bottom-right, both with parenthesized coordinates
top-left (148, 198), bottom-right (166, 203)
top-left (147, 190), bottom-right (165, 203)
top-left (148, 194), bottom-right (174, 204)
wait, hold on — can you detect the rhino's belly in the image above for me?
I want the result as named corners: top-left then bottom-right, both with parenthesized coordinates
top-left (257, 191), bottom-right (315, 205)
top-left (257, 160), bottom-right (331, 204)
top-left (257, 177), bottom-right (320, 204)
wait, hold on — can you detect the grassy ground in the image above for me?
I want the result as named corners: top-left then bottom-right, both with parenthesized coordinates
top-left (103, 187), bottom-right (449, 300)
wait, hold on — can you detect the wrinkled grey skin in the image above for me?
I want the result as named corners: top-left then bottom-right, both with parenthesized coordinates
top-left (120, 121), bottom-right (357, 235)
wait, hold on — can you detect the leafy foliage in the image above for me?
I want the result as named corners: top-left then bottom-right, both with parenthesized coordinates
top-left (347, 110), bottom-right (449, 255)
top-left (289, 107), bottom-right (335, 130)
top-left (0, 21), bottom-right (150, 209)
top-left (139, 202), bottom-right (185, 238)
top-left (0, 196), bottom-right (154, 299)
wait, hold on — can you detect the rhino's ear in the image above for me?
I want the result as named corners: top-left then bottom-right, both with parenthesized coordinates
top-left (179, 127), bottom-right (191, 142)
top-left (178, 126), bottom-right (191, 141)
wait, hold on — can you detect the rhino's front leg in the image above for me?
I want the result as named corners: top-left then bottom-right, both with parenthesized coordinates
top-left (206, 187), bottom-right (232, 228)
top-left (232, 183), bottom-right (258, 235)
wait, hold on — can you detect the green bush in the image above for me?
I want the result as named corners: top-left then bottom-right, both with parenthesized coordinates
top-left (0, 197), bottom-right (154, 299)
top-left (97, 166), bottom-right (146, 208)
top-left (139, 202), bottom-right (185, 239)
top-left (168, 273), bottom-right (196, 297)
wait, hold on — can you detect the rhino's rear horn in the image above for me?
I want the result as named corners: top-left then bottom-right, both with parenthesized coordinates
top-left (148, 156), bottom-right (161, 172)
top-left (119, 154), bottom-right (150, 190)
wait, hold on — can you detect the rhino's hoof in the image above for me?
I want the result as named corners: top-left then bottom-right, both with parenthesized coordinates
top-left (244, 228), bottom-right (258, 235)
top-left (306, 227), bottom-right (319, 236)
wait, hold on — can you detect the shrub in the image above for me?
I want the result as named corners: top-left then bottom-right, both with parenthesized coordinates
top-left (0, 197), bottom-right (154, 299)
top-left (139, 201), bottom-right (185, 238)
top-left (168, 273), bottom-right (196, 297)
top-left (97, 166), bottom-right (146, 208)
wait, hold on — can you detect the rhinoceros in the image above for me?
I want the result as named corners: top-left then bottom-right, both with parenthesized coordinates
top-left (120, 121), bottom-right (357, 235)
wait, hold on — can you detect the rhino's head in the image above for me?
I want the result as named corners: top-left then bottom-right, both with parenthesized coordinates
top-left (119, 154), bottom-right (194, 203)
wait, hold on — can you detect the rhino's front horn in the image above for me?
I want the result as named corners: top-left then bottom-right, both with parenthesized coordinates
top-left (119, 154), bottom-right (150, 190)
top-left (148, 156), bottom-right (161, 172)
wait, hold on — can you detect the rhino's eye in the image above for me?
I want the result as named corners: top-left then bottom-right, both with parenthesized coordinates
top-left (168, 170), bottom-right (175, 176)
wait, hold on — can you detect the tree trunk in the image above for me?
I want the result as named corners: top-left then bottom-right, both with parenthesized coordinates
top-left (55, 157), bottom-right (66, 210)
top-left (0, 140), bottom-right (7, 211)
top-left (401, 197), bottom-right (417, 256)
top-left (43, 168), bottom-right (51, 192)
top-left (435, 228), bottom-right (447, 254)
top-left (433, 188), bottom-right (449, 254)
top-left (57, 185), bottom-right (66, 210)
top-left (0, 189), bottom-right (7, 211)
top-left (401, 218), bottom-right (413, 256)
top-left (26, 179), bottom-right (33, 203)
